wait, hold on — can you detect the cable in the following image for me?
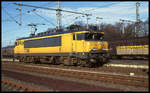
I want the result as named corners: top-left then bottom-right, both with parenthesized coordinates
top-left (28, 9), bottom-right (56, 27)
top-left (39, 2), bottom-right (56, 7)
top-left (2, 2), bottom-right (12, 9)
top-left (2, 8), bottom-right (20, 25)
top-left (61, 13), bottom-right (78, 18)
top-left (2, 19), bottom-right (13, 22)
top-left (80, 3), bottom-right (117, 13)
top-left (63, 15), bottom-right (83, 26)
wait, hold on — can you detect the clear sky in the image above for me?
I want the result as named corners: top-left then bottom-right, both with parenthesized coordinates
top-left (2, 1), bottom-right (149, 47)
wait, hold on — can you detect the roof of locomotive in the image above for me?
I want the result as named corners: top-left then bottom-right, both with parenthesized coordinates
top-left (16, 29), bottom-right (104, 40)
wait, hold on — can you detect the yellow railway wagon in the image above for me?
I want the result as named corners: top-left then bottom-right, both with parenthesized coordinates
top-left (116, 45), bottom-right (149, 59)
top-left (14, 30), bottom-right (109, 67)
top-left (117, 45), bottom-right (149, 55)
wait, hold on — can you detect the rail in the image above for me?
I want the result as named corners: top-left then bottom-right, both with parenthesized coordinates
top-left (2, 79), bottom-right (45, 92)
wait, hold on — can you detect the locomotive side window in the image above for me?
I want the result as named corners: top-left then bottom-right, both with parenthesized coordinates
top-left (21, 41), bottom-right (24, 45)
top-left (73, 33), bottom-right (75, 40)
top-left (17, 41), bottom-right (19, 45)
top-left (18, 41), bottom-right (20, 45)
top-left (77, 33), bottom-right (85, 40)
top-left (24, 36), bottom-right (61, 48)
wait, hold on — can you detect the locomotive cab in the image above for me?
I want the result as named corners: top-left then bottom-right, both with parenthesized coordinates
top-left (84, 32), bottom-right (108, 52)
top-left (73, 31), bottom-right (109, 67)
top-left (74, 31), bottom-right (108, 52)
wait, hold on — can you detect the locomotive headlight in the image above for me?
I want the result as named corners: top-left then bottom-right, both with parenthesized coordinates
top-left (102, 48), bottom-right (105, 50)
top-left (102, 48), bottom-right (106, 50)
top-left (87, 42), bottom-right (90, 45)
top-left (82, 52), bottom-right (85, 55)
top-left (92, 48), bottom-right (97, 51)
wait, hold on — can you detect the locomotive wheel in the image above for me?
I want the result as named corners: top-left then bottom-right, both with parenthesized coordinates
top-left (80, 59), bottom-right (87, 67)
top-left (53, 57), bottom-right (61, 65)
top-left (89, 59), bottom-right (97, 68)
top-left (98, 56), bottom-right (108, 66)
top-left (20, 57), bottom-right (26, 62)
top-left (102, 57), bottom-right (108, 64)
top-left (48, 56), bottom-right (54, 64)
top-left (71, 58), bottom-right (78, 66)
top-left (25, 56), bottom-right (34, 63)
top-left (22, 57), bottom-right (28, 63)
top-left (87, 62), bottom-right (94, 68)
top-left (63, 57), bottom-right (70, 66)
top-left (34, 57), bottom-right (41, 64)
top-left (19, 57), bottom-right (23, 62)
top-left (26, 57), bottom-right (30, 63)
top-left (63, 57), bottom-right (76, 66)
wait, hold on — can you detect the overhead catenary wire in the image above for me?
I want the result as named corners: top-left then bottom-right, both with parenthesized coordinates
top-left (13, 3), bottom-right (92, 29)
top-left (2, 4), bottom-right (29, 26)
top-left (119, 19), bottom-right (136, 35)
top-left (60, 2), bottom-right (118, 8)
top-left (2, 8), bottom-right (20, 25)
top-left (39, 2), bottom-right (56, 7)
top-left (63, 15), bottom-right (84, 27)
top-left (2, 11), bottom-right (29, 22)
top-left (61, 13), bottom-right (80, 18)
top-left (2, 2), bottom-right (12, 9)
top-left (4, 2), bottom-right (144, 29)
top-left (27, 9), bottom-right (56, 27)
top-left (80, 3), bottom-right (117, 14)
top-left (13, 3), bottom-right (87, 14)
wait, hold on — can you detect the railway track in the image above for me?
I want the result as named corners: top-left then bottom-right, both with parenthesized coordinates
top-left (2, 61), bottom-right (149, 88)
top-left (1, 79), bottom-right (45, 92)
top-left (2, 59), bottom-right (149, 76)
top-left (2, 70), bottom-right (122, 91)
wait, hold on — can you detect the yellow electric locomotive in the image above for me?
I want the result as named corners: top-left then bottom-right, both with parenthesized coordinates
top-left (14, 30), bottom-right (109, 67)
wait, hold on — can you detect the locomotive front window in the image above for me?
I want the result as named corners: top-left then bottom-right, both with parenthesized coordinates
top-left (77, 33), bottom-right (85, 40)
top-left (85, 33), bottom-right (103, 41)
top-left (77, 33), bottom-right (104, 41)
top-left (15, 42), bottom-right (17, 46)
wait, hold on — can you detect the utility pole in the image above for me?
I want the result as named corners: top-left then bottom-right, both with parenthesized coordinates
top-left (9, 40), bottom-right (12, 46)
top-left (120, 19), bottom-right (135, 35)
top-left (86, 14), bottom-right (89, 29)
top-left (16, 5), bottom-right (22, 26)
top-left (56, 1), bottom-right (61, 30)
top-left (82, 14), bottom-right (92, 29)
top-left (120, 19), bottom-right (125, 34)
top-left (19, 5), bottom-right (22, 26)
top-left (96, 17), bottom-right (103, 30)
top-left (135, 2), bottom-right (140, 37)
